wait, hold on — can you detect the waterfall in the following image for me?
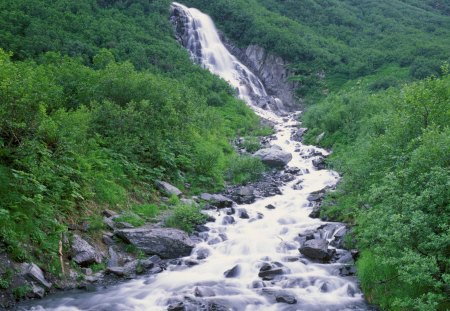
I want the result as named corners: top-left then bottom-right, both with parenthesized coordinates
top-left (21, 3), bottom-right (373, 311)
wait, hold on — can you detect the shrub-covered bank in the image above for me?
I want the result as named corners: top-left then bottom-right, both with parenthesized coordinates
top-left (302, 69), bottom-right (450, 310)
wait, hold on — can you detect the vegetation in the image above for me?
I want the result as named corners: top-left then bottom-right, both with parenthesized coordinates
top-left (185, 0), bottom-right (450, 102)
top-left (165, 204), bottom-right (208, 233)
top-left (303, 68), bottom-right (450, 310)
top-left (0, 0), bottom-right (267, 275)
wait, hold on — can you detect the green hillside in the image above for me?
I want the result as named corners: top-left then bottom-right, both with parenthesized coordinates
top-left (0, 0), bottom-right (449, 310)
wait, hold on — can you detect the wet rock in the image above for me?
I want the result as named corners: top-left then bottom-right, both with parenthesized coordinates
top-left (195, 225), bottom-right (210, 232)
top-left (312, 157), bottom-right (326, 170)
top-left (200, 193), bottom-right (234, 208)
top-left (258, 263), bottom-right (285, 281)
top-left (225, 207), bottom-right (235, 215)
top-left (339, 265), bottom-right (357, 277)
top-left (253, 146), bottom-right (292, 167)
top-left (261, 288), bottom-right (297, 304)
top-left (347, 285), bottom-right (357, 297)
top-left (308, 206), bottom-right (321, 219)
top-left (29, 283), bottom-right (45, 299)
top-left (276, 294), bottom-right (297, 304)
top-left (237, 208), bottom-right (250, 219)
top-left (292, 180), bottom-right (304, 190)
top-left (280, 173), bottom-right (295, 183)
top-left (108, 246), bottom-right (120, 268)
top-left (167, 302), bottom-right (185, 311)
top-left (224, 265), bottom-right (240, 278)
top-left (20, 263), bottom-right (52, 289)
top-left (351, 249), bottom-right (360, 260)
top-left (222, 215), bottom-right (235, 225)
top-left (116, 227), bottom-right (195, 259)
top-left (106, 267), bottom-right (127, 277)
top-left (291, 128), bottom-right (307, 142)
top-left (232, 186), bottom-right (256, 204)
top-left (194, 286), bottom-right (216, 297)
top-left (208, 237), bottom-right (222, 245)
top-left (307, 190), bottom-right (325, 202)
top-left (299, 239), bottom-right (330, 260)
top-left (71, 235), bottom-right (103, 267)
top-left (265, 204), bottom-right (276, 210)
top-left (156, 180), bottom-right (182, 197)
top-left (285, 167), bottom-right (301, 175)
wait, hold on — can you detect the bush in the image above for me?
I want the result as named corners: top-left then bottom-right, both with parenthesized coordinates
top-left (165, 204), bottom-right (208, 233)
top-left (225, 155), bottom-right (266, 184)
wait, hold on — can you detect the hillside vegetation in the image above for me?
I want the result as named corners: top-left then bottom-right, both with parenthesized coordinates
top-left (185, 0), bottom-right (450, 101)
top-left (0, 0), bottom-right (449, 310)
top-left (0, 0), bottom-right (266, 277)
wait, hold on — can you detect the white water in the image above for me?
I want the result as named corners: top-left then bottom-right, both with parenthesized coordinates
top-left (23, 3), bottom-right (371, 311)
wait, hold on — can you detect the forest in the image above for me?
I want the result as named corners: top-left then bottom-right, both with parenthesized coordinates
top-left (0, 0), bottom-right (449, 310)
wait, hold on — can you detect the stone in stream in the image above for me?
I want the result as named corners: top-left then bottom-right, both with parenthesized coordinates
top-left (261, 288), bottom-right (297, 305)
top-left (167, 302), bottom-right (185, 311)
top-left (312, 157), bottom-right (326, 170)
top-left (222, 215), bottom-right (235, 225)
top-left (232, 186), bottom-right (256, 204)
top-left (156, 180), bottom-right (182, 197)
top-left (71, 235), bottom-right (103, 267)
top-left (195, 247), bottom-right (210, 260)
top-left (224, 265), bottom-right (240, 278)
top-left (116, 226), bottom-right (194, 259)
top-left (194, 286), bottom-right (216, 297)
top-left (253, 146), bottom-right (292, 167)
top-left (299, 239), bottom-right (330, 260)
top-left (237, 208), bottom-right (250, 219)
top-left (200, 193), bottom-right (234, 208)
top-left (265, 204), bottom-right (276, 210)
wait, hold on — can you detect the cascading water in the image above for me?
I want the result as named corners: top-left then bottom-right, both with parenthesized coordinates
top-left (21, 3), bottom-right (373, 311)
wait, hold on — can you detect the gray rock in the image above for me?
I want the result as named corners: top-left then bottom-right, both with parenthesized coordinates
top-left (21, 263), bottom-right (51, 289)
top-left (180, 198), bottom-right (197, 207)
top-left (233, 186), bottom-right (256, 204)
top-left (102, 209), bottom-right (118, 218)
top-left (224, 265), bottom-right (240, 278)
top-left (29, 283), bottom-right (45, 299)
top-left (114, 221), bottom-right (134, 229)
top-left (253, 147), bottom-right (292, 167)
top-left (222, 215), bottom-right (235, 225)
top-left (238, 208), bottom-right (250, 219)
top-left (194, 286), bottom-right (216, 297)
top-left (103, 217), bottom-right (116, 230)
top-left (116, 226), bottom-right (195, 259)
top-left (200, 193), bottom-right (234, 208)
top-left (108, 246), bottom-right (120, 268)
top-left (276, 293), bottom-right (297, 304)
top-left (299, 239), bottom-right (330, 260)
top-left (71, 235), bottom-right (103, 267)
top-left (312, 157), bottom-right (326, 170)
top-left (156, 180), bottom-right (182, 197)
top-left (265, 204), bottom-right (276, 210)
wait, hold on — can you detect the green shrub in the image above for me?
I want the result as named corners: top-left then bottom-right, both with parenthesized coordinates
top-left (132, 203), bottom-right (160, 219)
top-left (241, 136), bottom-right (261, 153)
top-left (113, 213), bottom-right (144, 227)
top-left (165, 204), bottom-right (208, 233)
top-left (225, 155), bottom-right (266, 184)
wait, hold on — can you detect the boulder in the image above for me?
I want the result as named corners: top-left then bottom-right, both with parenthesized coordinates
top-left (224, 265), bottom-right (240, 278)
top-left (232, 186), bottom-right (256, 204)
top-left (116, 227), bottom-right (194, 259)
top-left (291, 128), bottom-right (308, 142)
top-left (222, 215), bottom-right (235, 225)
top-left (20, 263), bottom-right (52, 289)
top-left (299, 239), bottom-right (330, 260)
top-left (312, 157), bottom-right (326, 170)
top-left (200, 193), bottom-right (234, 208)
top-left (71, 235), bottom-right (103, 267)
top-left (265, 204), bottom-right (276, 210)
top-left (253, 147), bottom-right (292, 167)
top-left (237, 208), bottom-right (250, 219)
top-left (156, 180), bottom-right (182, 197)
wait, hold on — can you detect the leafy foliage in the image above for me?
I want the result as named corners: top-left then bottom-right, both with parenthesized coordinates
top-left (165, 204), bottom-right (208, 233)
top-left (304, 72), bottom-right (450, 310)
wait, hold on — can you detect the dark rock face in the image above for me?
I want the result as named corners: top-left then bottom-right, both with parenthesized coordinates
top-left (200, 193), bottom-right (234, 208)
top-left (222, 215), bottom-right (236, 225)
top-left (291, 128), bottom-right (308, 142)
top-left (156, 180), bottom-right (182, 197)
top-left (265, 204), bottom-right (276, 210)
top-left (71, 235), bottom-right (103, 267)
top-left (224, 265), bottom-right (240, 278)
top-left (299, 239), bottom-right (330, 260)
top-left (253, 147), bottom-right (292, 167)
top-left (261, 288), bottom-right (297, 305)
top-left (237, 208), bottom-right (250, 219)
top-left (232, 186), bottom-right (256, 204)
top-left (116, 227), bottom-right (195, 259)
top-left (312, 157), bottom-right (326, 170)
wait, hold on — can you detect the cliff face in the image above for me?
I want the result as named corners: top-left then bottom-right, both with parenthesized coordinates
top-left (222, 40), bottom-right (301, 111)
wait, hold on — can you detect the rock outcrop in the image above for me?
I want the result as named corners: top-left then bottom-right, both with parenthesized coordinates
top-left (116, 227), bottom-right (195, 259)
top-left (253, 146), bottom-right (292, 167)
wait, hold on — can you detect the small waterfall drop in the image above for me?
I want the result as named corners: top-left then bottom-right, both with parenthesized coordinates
top-left (21, 3), bottom-right (374, 311)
